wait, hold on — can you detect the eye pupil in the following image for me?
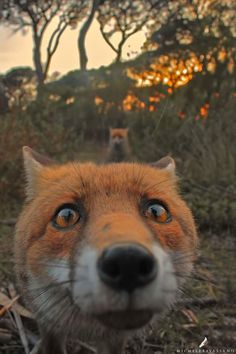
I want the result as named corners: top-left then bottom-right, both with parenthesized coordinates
top-left (150, 205), bottom-right (164, 217)
top-left (150, 206), bottom-right (159, 217)
top-left (144, 201), bottom-right (171, 223)
top-left (54, 205), bottom-right (80, 228)
top-left (59, 209), bottom-right (74, 221)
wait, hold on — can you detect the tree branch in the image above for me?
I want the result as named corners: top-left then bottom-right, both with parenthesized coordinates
top-left (44, 21), bottom-right (68, 79)
top-left (78, 0), bottom-right (100, 70)
top-left (39, 2), bottom-right (62, 37)
top-left (99, 24), bottom-right (119, 53)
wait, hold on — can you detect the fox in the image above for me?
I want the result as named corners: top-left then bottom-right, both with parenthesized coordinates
top-left (106, 128), bottom-right (132, 162)
top-left (15, 146), bottom-right (198, 354)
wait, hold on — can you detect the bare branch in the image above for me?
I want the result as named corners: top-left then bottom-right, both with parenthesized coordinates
top-left (4, 0), bottom-right (87, 86)
top-left (97, 0), bottom-right (165, 62)
top-left (99, 23), bottom-right (119, 53)
top-left (44, 21), bottom-right (68, 79)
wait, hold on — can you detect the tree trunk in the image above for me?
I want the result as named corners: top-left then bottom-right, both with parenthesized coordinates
top-left (115, 48), bottom-right (122, 63)
top-left (115, 40), bottom-right (124, 63)
top-left (33, 32), bottom-right (45, 94)
top-left (78, 0), bottom-right (100, 70)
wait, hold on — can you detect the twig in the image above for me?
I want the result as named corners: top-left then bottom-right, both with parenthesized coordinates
top-left (0, 291), bottom-right (34, 319)
top-left (29, 339), bottom-right (42, 354)
top-left (8, 284), bottom-right (30, 354)
top-left (0, 218), bottom-right (17, 226)
top-left (144, 341), bottom-right (164, 350)
top-left (0, 328), bottom-right (12, 344)
top-left (77, 339), bottom-right (96, 353)
top-left (0, 295), bottom-right (19, 317)
top-left (12, 309), bottom-right (30, 354)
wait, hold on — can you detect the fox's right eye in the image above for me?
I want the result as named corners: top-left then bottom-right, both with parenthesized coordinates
top-left (53, 204), bottom-right (80, 229)
top-left (143, 200), bottom-right (171, 224)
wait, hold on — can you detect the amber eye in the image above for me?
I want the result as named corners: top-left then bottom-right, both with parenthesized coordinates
top-left (53, 205), bottom-right (80, 229)
top-left (143, 200), bottom-right (171, 223)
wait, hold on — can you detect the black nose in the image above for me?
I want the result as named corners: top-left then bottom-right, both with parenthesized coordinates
top-left (97, 244), bottom-right (157, 293)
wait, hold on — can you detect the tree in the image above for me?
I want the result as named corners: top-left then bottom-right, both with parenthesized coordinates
top-left (150, 1), bottom-right (236, 72)
top-left (97, 0), bottom-right (165, 63)
top-left (78, 0), bottom-right (104, 70)
top-left (129, 0), bottom-right (236, 110)
top-left (1, 67), bottom-right (36, 109)
top-left (3, 0), bottom-right (87, 89)
top-left (0, 80), bottom-right (10, 114)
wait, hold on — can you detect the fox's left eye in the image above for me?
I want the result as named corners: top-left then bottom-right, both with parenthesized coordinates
top-left (53, 204), bottom-right (80, 229)
top-left (143, 200), bottom-right (171, 223)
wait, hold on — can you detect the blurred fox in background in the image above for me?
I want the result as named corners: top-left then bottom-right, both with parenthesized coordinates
top-left (106, 128), bottom-right (132, 163)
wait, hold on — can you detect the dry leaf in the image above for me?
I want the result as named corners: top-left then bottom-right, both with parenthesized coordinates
top-left (0, 291), bottom-right (34, 319)
top-left (181, 308), bottom-right (198, 323)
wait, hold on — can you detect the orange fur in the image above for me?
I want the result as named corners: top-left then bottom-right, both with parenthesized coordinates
top-left (110, 128), bottom-right (129, 139)
top-left (15, 149), bottom-right (198, 354)
top-left (16, 162), bottom-right (197, 275)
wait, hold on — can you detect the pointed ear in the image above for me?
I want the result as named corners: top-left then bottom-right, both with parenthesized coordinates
top-left (150, 156), bottom-right (176, 175)
top-left (22, 146), bottom-right (54, 200)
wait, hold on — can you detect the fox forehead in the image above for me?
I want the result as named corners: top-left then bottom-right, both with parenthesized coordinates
top-left (110, 129), bottom-right (128, 138)
top-left (36, 162), bottom-right (176, 200)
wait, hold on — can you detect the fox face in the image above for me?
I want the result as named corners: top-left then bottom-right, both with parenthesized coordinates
top-left (15, 147), bottom-right (198, 352)
top-left (107, 128), bottom-right (131, 163)
top-left (109, 128), bottom-right (129, 146)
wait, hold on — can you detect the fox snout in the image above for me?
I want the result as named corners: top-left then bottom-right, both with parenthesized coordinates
top-left (97, 243), bottom-right (157, 293)
top-left (112, 137), bottom-right (122, 145)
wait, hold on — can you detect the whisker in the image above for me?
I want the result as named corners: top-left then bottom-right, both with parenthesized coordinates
top-left (171, 251), bottom-right (197, 261)
top-left (174, 272), bottom-right (217, 286)
top-left (29, 280), bottom-right (74, 294)
top-left (36, 289), bottom-right (68, 322)
top-left (73, 290), bottom-right (92, 305)
top-left (41, 295), bottom-right (71, 335)
top-left (64, 305), bottom-right (80, 346)
top-left (14, 260), bottom-right (88, 270)
top-left (29, 277), bottom-right (89, 295)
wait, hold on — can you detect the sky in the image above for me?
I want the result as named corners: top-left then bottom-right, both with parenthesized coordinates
top-left (0, 19), bottom-right (146, 76)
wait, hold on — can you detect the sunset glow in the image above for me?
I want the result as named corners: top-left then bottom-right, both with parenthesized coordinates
top-left (127, 54), bottom-right (203, 89)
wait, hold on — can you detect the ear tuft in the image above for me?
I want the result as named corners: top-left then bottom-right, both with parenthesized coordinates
top-left (23, 146), bottom-right (53, 167)
top-left (150, 156), bottom-right (176, 175)
top-left (22, 146), bottom-right (53, 200)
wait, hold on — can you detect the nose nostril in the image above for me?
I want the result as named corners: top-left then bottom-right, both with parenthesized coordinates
top-left (105, 262), bottom-right (121, 279)
top-left (139, 257), bottom-right (155, 277)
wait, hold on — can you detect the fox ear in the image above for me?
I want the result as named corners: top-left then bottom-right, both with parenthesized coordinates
top-left (22, 146), bottom-right (54, 200)
top-left (150, 156), bottom-right (176, 175)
